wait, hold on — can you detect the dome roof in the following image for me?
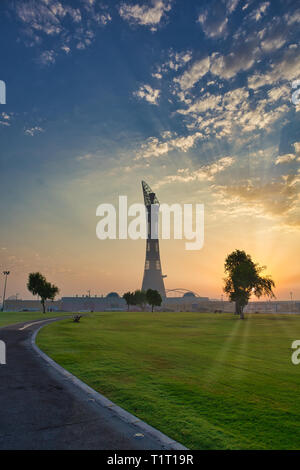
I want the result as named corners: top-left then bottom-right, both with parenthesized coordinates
top-left (182, 291), bottom-right (196, 298)
top-left (106, 292), bottom-right (120, 299)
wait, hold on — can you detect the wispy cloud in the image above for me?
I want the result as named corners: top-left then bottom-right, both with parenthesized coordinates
top-left (248, 2), bottom-right (270, 22)
top-left (119, 0), bottom-right (172, 31)
top-left (39, 49), bottom-right (56, 65)
top-left (197, 0), bottom-right (239, 39)
top-left (174, 56), bottom-right (210, 91)
top-left (24, 126), bottom-right (44, 136)
top-left (215, 173), bottom-right (300, 227)
top-left (135, 131), bottom-right (204, 159)
top-left (156, 156), bottom-right (235, 187)
top-left (133, 84), bottom-right (161, 105)
top-left (0, 112), bottom-right (12, 126)
top-left (14, 0), bottom-right (112, 63)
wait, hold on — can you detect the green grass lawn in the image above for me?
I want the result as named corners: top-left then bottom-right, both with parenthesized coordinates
top-left (36, 312), bottom-right (300, 449)
top-left (0, 311), bottom-right (70, 328)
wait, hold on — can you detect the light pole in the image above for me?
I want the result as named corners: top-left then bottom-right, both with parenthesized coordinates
top-left (2, 271), bottom-right (10, 312)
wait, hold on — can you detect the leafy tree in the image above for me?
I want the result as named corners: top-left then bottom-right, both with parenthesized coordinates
top-left (132, 290), bottom-right (148, 311)
top-left (146, 289), bottom-right (162, 312)
top-left (224, 250), bottom-right (275, 319)
top-left (122, 291), bottom-right (135, 311)
top-left (27, 272), bottom-right (59, 314)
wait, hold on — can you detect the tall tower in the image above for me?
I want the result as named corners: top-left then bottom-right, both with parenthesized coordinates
top-left (141, 180), bottom-right (166, 298)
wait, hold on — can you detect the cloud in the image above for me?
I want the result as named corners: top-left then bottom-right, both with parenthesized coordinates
top-left (210, 139), bottom-right (300, 228)
top-left (76, 153), bottom-right (95, 161)
top-left (157, 156), bottom-right (235, 186)
top-left (294, 142), bottom-right (300, 155)
top-left (210, 40), bottom-right (259, 79)
top-left (152, 72), bottom-right (163, 79)
top-left (248, 47), bottom-right (300, 89)
top-left (15, 1), bottom-right (80, 35)
top-left (285, 9), bottom-right (300, 25)
top-left (197, 0), bottom-right (239, 39)
top-left (0, 112), bottom-right (13, 126)
top-left (178, 92), bottom-right (222, 115)
top-left (24, 126), bottom-right (44, 136)
top-left (151, 50), bottom-right (192, 83)
top-left (39, 50), bottom-right (56, 65)
top-left (163, 51), bottom-right (192, 72)
top-left (215, 173), bottom-right (300, 227)
top-left (175, 81), bottom-right (290, 140)
top-left (275, 154), bottom-right (298, 165)
top-left (174, 56), bottom-right (210, 91)
top-left (95, 13), bottom-right (112, 25)
top-left (276, 142), bottom-right (300, 164)
top-left (14, 0), bottom-right (112, 63)
top-left (248, 2), bottom-right (270, 21)
top-left (133, 84), bottom-right (161, 105)
top-left (135, 131), bottom-right (203, 159)
top-left (178, 11), bottom-right (295, 88)
top-left (119, 0), bottom-right (172, 30)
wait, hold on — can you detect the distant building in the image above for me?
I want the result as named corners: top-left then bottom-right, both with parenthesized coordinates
top-left (3, 297), bottom-right (300, 314)
top-left (60, 293), bottom-right (126, 312)
top-left (5, 293), bottom-right (126, 313)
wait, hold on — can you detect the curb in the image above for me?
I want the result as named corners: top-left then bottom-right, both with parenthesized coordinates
top-left (31, 321), bottom-right (188, 451)
top-left (0, 315), bottom-right (71, 331)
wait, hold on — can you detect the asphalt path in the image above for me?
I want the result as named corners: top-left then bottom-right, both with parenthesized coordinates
top-left (0, 318), bottom-right (173, 450)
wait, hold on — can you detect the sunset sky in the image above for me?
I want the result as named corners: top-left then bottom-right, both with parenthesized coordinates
top-left (0, 0), bottom-right (299, 301)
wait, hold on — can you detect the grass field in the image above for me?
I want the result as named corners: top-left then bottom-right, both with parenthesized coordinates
top-left (36, 312), bottom-right (300, 449)
top-left (0, 311), bottom-right (70, 328)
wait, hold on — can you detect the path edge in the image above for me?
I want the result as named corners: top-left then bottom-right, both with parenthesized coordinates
top-left (31, 322), bottom-right (188, 451)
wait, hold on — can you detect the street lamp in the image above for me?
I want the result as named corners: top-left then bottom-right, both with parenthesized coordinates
top-left (1, 271), bottom-right (10, 312)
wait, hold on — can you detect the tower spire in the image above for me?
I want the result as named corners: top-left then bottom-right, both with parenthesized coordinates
top-left (141, 181), bottom-right (166, 298)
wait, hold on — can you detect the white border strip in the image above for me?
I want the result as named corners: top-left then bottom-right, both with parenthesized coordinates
top-left (31, 322), bottom-right (188, 450)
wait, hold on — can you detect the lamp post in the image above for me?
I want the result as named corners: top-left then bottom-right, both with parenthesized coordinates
top-left (1, 271), bottom-right (10, 312)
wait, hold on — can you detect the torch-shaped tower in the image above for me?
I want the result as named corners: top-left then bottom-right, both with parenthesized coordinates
top-left (141, 180), bottom-right (166, 298)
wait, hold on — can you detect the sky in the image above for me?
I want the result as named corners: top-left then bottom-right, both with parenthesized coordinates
top-left (0, 0), bottom-right (299, 301)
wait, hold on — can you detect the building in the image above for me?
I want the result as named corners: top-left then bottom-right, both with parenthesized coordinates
top-left (141, 180), bottom-right (166, 298)
top-left (4, 296), bottom-right (300, 314)
top-left (4, 293), bottom-right (126, 312)
top-left (61, 292), bottom-right (126, 312)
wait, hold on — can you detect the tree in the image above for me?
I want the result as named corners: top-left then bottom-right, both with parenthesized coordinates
top-left (224, 250), bottom-right (275, 319)
top-left (27, 272), bottom-right (59, 313)
top-left (146, 289), bottom-right (162, 312)
top-left (132, 290), bottom-right (148, 310)
top-left (123, 291), bottom-right (135, 311)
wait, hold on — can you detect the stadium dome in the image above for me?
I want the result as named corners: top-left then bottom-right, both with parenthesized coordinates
top-left (106, 292), bottom-right (120, 299)
top-left (182, 292), bottom-right (196, 298)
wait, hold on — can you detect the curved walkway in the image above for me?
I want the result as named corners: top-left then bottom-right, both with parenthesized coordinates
top-left (0, 318), bottom-right (186, 450)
